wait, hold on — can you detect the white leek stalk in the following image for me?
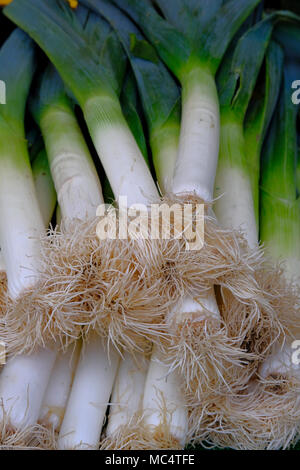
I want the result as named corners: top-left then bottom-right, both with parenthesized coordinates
top-left (40, 107), bottom-right (103, 220)
top-left (58, 337), bottom-right (119, 449)
top-left (39, 344), bottom-right (80, 431)
top-left (143, 347), bottom-right (188, 447)
top-left (105, 353), bottom-right (148, 437)
top-left (0, 145), bottom-right (57, 431)
top-left (0, 30), bottom-right (57, 431)
top-left (173, 67), bottom-right (220, 201)
top-left (35, 73), bottom-right (120, 449)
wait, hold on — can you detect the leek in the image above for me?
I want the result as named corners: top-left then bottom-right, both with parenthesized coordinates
top-left (4, 1), bottom-right (172, 363)
top-left (257, 58), bottom-right (300, 448)
top-left (30, 58), bottom-right (120, 449)
top-left (0, 28), bottom-right (57, 433)
top-left (259, 22), bottom-right (300, 395)
top-left (195, 15), bottom-right (300, 451)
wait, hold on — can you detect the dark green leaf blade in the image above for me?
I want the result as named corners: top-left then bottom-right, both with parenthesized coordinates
top-left (218, 17), bottom-right (274, 120)
top-left (4, 0), bottom-right (116, 105)
top-left (111, 0), bottom-right (191, 77)
top-left (153, 0), bottom-right (222, 41)
top-left (245, 40), bottom-right (284, 219)
top-left (0, 28), bottom-right (36, 132)
top-left (121, 72), bottom-right (149, 165)
top-left (202, 0), bottom-right (262, 73)
top-left (81, 0), bottom-right (180, 135)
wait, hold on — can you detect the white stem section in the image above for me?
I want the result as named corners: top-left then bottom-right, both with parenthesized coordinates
top-left (0, 349), bottom-right (56, 428)
top-left (259, 342), bottom-right (300, 381)
top-left (170, 290), bottom-right (220, 325)
top-left (0, 250), bottom-right (5, 272)
top-left (106, 353), bottom-right (148, 436)
top-left (58, 337), bottom-right (119, 450)
top-left (143, 346), bottom-right (188, 447)
top-left (41, 108), bottom-right (104, 220)
top-left (283, 258), bottom-right (300, 287)
top-left (39, 344), bottom-right (80, 431)
top-left (84, 97), bottom-right (159, 207)
top-left (0, 142), bottom-right (58, 433)
top-left (214, 165), bottom-right (258, 249)
top-left (173, 68), bottom-right (220, 201)
top-left (0, 156), bottom-right (44, 299)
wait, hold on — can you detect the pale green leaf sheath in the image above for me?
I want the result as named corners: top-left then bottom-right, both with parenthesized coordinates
top-left (32, 148), bottom-right (57, 227)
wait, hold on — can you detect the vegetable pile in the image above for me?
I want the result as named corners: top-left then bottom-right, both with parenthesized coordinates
top-left (0, 0), bottom-right (299, 451)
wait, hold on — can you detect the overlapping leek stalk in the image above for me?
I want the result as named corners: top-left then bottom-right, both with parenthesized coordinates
top-left (30, 50), bottom-right (120, 448)
top-left (0, 29), bottom-right (60, 447)
top-left (0, 27), bottom-right (57, 439)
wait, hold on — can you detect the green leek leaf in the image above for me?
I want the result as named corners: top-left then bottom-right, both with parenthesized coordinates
top-left (112, 0), bottom-right (260, 76)
top-left (120, 71), bottom-right (149, 165)
top-left (244, 41), bottom-right (284, 220)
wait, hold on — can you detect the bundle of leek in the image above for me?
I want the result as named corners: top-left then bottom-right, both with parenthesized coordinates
top-left (2, 0), bottom-right (170, 358)
top-left (3, 4), bottom-right (270, 417)
top-left (29, 56), bottom-right (118, 448)
top-left (83, 0), bottom-right (283, 449)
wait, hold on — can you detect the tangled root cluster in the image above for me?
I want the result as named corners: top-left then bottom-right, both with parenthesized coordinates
top-left (1, 194), bottom-right (298, 378)
top-left (0, 416), bottom-right (55, 450)
top-left (100, 411), bottom-right (183, 450)
top-left (157, 196), bottom-right (299, 402)
top-left (188, 373), bottom-right (300, 450)
top-left (0, 218), bottom-right (169, 357)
